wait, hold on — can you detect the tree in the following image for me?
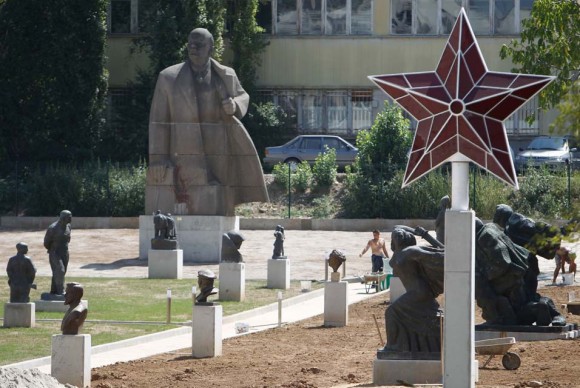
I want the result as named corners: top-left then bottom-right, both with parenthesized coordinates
top-left (499, 0), bottom-right (580, 135)
top-left (0, 0), bottom-right (108, 162)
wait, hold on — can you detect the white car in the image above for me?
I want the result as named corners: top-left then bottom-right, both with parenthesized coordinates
top-left (515, 136), bottom-right (577, 172)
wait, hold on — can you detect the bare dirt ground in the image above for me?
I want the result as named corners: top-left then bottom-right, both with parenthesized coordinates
top-left (90, 285), bottom-right (580, 388)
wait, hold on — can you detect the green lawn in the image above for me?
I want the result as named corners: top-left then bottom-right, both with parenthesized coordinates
top-left (0, 276), bottom-right (322, 365)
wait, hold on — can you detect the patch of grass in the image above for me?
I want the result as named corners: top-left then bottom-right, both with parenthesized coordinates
top-left (0, 276), bottom-right (322, 365)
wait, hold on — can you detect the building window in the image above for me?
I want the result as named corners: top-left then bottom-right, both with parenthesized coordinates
top-left (108, 0), bottom-right (139, 34)
top-left (392, 0), bottom-right (531, 35)
top-left (273, 0), bottom-right (373, 35)
top-left (260, 89), bottom-right (373, 135)
top-left (504, 96), bottom-right (540, 136)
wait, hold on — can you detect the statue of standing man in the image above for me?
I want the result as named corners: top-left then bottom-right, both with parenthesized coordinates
top-left (146, 28), bottom-right (268, 216)
top-left (43, 210), bottom-right (72, 298)
top-left (6, 242), bottom-right (37, 303)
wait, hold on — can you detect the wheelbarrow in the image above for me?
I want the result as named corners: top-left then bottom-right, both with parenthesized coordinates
top-left (475, 337), bottom-right (521, 370)
top-left (363, 272), bottom-right (388, 293)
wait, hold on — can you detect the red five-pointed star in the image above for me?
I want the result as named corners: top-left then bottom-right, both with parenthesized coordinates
top-left (369, 8), bottom-right (554, 189)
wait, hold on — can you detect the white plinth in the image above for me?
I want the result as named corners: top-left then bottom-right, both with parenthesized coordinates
top-left (267, 258), bottom-right (290, 289)
top-left (35, 300), bottom-right (89, 313)
top-left (324, 281), bottom-right (348, 327)
top-left (139, 215), bottom-right (239, 263)
top-left (4, 303), bottom-right (35, 328)
top-left (444, 210), bottom-right (476, 387)
top-left (51, 334), bottom-right (91, 388)
top-left (218, 262), bottom-right (245, 302)
top-left (192, 304), bottom-right (222, 358)
top-left (389, 277), bottom-right (406, 303)
top-left (148, 249), bottom-right (183, 279)
top-left (373, 358), bottom-right (442, 386)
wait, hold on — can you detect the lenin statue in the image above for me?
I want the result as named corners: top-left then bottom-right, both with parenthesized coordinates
top-left (146, 28), bottom-right (268, 216)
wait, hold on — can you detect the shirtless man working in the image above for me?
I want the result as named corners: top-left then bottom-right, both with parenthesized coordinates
top-left (359, 229), bottom-right (390, 273)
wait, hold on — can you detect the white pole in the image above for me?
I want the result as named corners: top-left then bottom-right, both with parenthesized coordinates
top-left (277, 291), bottom-right (283, 328)
top-left (451, 161), bottom-right (470, 210)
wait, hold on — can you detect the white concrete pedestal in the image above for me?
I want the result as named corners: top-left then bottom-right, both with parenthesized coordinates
top-left (373, 358), bottom-right (442, 385)
top-left (389, 277), bottom-right (406, 303)
top-left (218, 262), bottom-right (245, 301)
top-left (51, 334), bottom-right (91, 388)
top-left (267, 258), bottom-right (290, 289)
top-left (3, 303), bottom-right (35, 328)
top-left (324, 281), bottom-right (348, 327)
top-left (140, 215), bottom-right (239, 263)
top-left (148, 249), bottom-right (183, 279)
top-left (35, 299), bottom-right (89, 313)
top-left (192, 304), bottom-right (222, 358)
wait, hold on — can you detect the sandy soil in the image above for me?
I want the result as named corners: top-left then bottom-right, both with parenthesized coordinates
top-left (90, 284), bottom-right (580, 388)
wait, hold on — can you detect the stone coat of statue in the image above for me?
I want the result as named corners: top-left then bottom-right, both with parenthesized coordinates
top-left (61, 282), bottom-right (88, 335)
top-left (382, 227), bottom-right (444, 356)
top-left (145, 28), bottom-right (268, 216)
top-left (44, 210), bottom-right (71, 296)
top-left (6, 242), bottom-right (36, 303)
top-left (272, 225), bottom-right (285, 259)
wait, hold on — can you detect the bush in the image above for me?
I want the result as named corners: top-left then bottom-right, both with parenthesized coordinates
top-left (312, 146), bottom-right (337, 187)
top-left (310, 196), bottom-right (335, 218)
top-left (294, 161), bottom-right (312, 193)
top-left (272, 162), bottom-right (291, 189)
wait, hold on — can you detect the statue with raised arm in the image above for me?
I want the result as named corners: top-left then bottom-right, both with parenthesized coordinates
top-left (43, 210), bottom-right (71, 298)
top-left (146, 28), bottom-right (268, 216)
top-left (6, 242), bottom-right (37, 303)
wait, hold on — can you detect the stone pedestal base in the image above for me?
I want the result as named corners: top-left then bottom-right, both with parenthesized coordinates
top-left (324, 281), bottom-right (348, 327)
top-left (140, 215), bottom-right (239, 263)
top-left (267, 258), bottom-right (290, 289)
top-left (330, 272), bottom-right (341, 282)
top-left (373, 358), bottom-right (442, 386)
top-left (148, 249), bottom-right (183, 279)
top-left (3, 303), bottom-right (35, 328)
top-left (389, 277), bottom-right (406, 303)
top-left (51, 334), bottom-right (91, 388)
top-left (35, 300), bottom-right (89, 313)
top-left (218, 262), bottom-right (245, 302)
top-left (192, 304), bottom-right (222, 358)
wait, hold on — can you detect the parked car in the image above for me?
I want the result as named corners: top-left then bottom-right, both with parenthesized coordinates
top-left (263, 135), bottom-right (358, 168)
top-left (514, 135), bottom-right (578, 172)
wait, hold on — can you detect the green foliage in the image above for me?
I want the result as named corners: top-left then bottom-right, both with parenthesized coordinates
top-left (499, 0), bottom-right (580, 112)
top-left (310, 196), bottom-right (336, 219)
top-left (243, 101), bottom-right (291, 160)
top-left (551, 80), bottom-right (580, 139)
top-left (470, 170), bottom-right (512, 219)
top-left (226, 0), bottom-right (269, 94)
top-left (21, 161), bottom-right (146, 216)
top-left (312, 147), bottom-right (338, 187)
top-left (272, 162), bottom-right (291, 189)
top-left (0, 0), bottom-right (108, 162)
top-left (294, 161), bottom-right (313, 193)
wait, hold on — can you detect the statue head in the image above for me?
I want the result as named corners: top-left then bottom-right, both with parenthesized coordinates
top-left (391, 227), bottom-right (417, 253)
top-left (16, 242), bottom-right (28, 255)
top-left (59, 210), bottom-right (72, 224)
top-left (187, 28), bottom-right (214, 67)
top-left (64, 282), bottom-right (83, 305)
top-left (493, 204), bottom-right (513, 228)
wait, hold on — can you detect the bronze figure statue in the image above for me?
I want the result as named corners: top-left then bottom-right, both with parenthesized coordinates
top-left (272, 225), bottom-right (285, 259)
top-left (61, 282), bottom-right (88, 335)
top-left (221, 230), bottom-right (245, 263)
top-left (196, 269), bottom-right (218, 304)
top-left (43, 210), bottom-right (72, 298)
top-left (6, 242), bottom-right (37, 303)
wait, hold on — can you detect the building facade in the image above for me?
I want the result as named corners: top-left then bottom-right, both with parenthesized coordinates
top-left (105, 0), bottom-right (554, 149)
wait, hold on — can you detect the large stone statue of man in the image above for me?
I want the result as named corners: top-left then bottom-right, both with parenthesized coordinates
top-left (43, 210), bottom-right (72, 296)
top-left (146, 28), bottom-right (268, 216)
